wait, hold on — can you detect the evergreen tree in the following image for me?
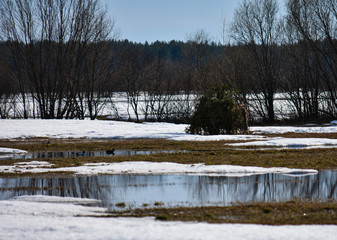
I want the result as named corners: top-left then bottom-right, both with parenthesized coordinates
top-left (186, 84), bottom-right (248, 135)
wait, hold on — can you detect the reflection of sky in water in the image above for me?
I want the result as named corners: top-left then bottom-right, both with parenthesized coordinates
top-left (0, 171), bottom-right (336, 211)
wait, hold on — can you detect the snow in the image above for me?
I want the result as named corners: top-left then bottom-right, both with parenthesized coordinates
top-left (2, 119), bottom-right (337, 152)
top-left (0, 195), bottom-right (336, 240)
top-left (2, 195), bottom-right (105, 217)
top-left (2, 119), bottom-right (337, 141)
top-left (0, 161), bottom-right (55, 174)
top-left (0, 119), bottom-right (268, 142)
top-left (1, 120), bottom-right (337, 239)
top-left (0, 161), bottom-right (318, 176)
top-left (229, 137), bottom-right (337, 148)
top-left (0, 147), bottom-right (27, 154)
top-left (0, 119), bottom-right (188, 139)
top-left (251, 122), bottom-right (337, 134)
top-left (169, 134), bottom-right (266, 141)
top-left (0, 147), bottom-right (28, 160)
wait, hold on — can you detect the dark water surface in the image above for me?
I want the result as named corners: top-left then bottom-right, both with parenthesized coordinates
top-left (1, 171), bottom-right (336, 211)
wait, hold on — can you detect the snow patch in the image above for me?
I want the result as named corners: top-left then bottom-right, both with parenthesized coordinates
top-left (0, 195), bottom-right (337, 240)
top-left (229, 138), bottom-right (337, 148)
top-left (2, 119), bottom-right (337, 142)
top-left (0, 161), bottom-right (54, 173)
top-left (0, 147), bottom-right (28, 160)
top-left (169, 134), bottom-right (266, 141)
top-left (0, 161), bottom-right (318, 176)
top-left (1, 195), bottom-right (106, 218)
top-left (0, 147), bottom-right (27, 154)
top-left (251, 125), bottom-right (337, 134)
top-left (12, 195), bottom-right (101, 205)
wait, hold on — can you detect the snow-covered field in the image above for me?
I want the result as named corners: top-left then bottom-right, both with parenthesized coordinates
top-left (1, 195), bottom-right (337, 240)
top-left (1, 119), bottom-right (337, 239)
top-left (0, 119), bottom-right (263, 141)
top-left (2, 119), bottom-right (337, 146)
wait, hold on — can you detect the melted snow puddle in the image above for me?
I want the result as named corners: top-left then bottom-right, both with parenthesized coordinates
top-left (1, 149), bottom-right (185, 160)
top-left (1, 170), bottom-right (336, 211)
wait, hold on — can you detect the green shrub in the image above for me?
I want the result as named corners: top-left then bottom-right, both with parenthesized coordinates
top-left (186, 84), bottom-right (248, 135)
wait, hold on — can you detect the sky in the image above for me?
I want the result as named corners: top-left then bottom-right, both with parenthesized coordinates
top-left (105, 0), bottom-right (238, 43)
top-left (105, 0), bottom-right (285, 44)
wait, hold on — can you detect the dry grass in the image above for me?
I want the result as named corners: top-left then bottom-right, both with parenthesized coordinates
top-left (112, 200), bottom-right (337, 225)
top-left (1, 137), bottom-right (337, 175)
top-left (1, 136), bottom-right (337, 224)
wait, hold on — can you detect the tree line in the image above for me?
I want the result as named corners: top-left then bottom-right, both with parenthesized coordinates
top-left (0, 0), bottom-right (337, 123)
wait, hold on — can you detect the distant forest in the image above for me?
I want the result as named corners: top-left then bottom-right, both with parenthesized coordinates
top-left (1, 0), bottom-right (337, 123)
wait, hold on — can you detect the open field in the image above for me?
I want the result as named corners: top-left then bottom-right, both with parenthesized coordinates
top-left (1, 119), bottom-right (337, 238)
top-left (1, 134), bottom-right (337, 225)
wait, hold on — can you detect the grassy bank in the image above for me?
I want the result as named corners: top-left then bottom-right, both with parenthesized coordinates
top-left (110, 200), bottom-right (337, 225)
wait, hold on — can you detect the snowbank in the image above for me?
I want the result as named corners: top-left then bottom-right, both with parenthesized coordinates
top-left (0, 119), bottom-right (268, 141)
top-left (0, 161), bottom-right (318, 176)
top-left (2, 119), bottom-right (337, 141)
top-left (0, 119), bottom-right (185, 139)
top-left (0, 147), bottom-right (27, 154)
top-left (0, 147), bottom-right (28, 160)
top-left (0, 195), bottom-right (336, 240)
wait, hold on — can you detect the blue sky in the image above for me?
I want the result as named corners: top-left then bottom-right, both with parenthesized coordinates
top-left (105, 0), bottom-right (284, 43)
top-left (105, 0), bottom-right (236, 43)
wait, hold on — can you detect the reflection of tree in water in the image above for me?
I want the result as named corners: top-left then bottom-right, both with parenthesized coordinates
top-left (0, 175), bottom-right (167, 209)
top-left (1, 171), bottom-right (337, 208)
top-left (185, 171), bottom-right (337, 205)
top-left (0, 176), bottom-right (104, 203)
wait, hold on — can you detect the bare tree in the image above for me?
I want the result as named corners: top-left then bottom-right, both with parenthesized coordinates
top-left (0, 0), bottom-right (116, 119)
top-left (117, 45), bottom-right (150, 122)
top-left (286, 0), bottom-right (337, 118)
top-left (0, 56), bottom-right (13, 118)
top-left (184, 29), bottom-right (216, 92)
top-left (231, 0), bottom-right (282, 122)
top-left (281, 6), bottom-right (321, 120)
top-left (145, 55), bottom-right (175, 121)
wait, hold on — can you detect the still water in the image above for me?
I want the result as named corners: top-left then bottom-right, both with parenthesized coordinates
top-left (1, 171), bottom-right (336, 211)
top-left (0, 150), bottom-right (184, 160)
